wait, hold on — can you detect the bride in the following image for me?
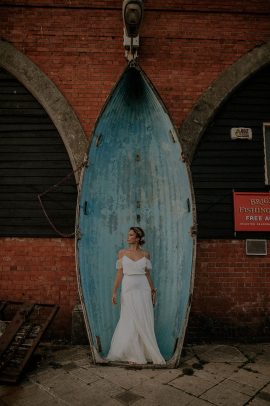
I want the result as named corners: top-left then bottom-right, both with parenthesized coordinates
top-left (106, 227), bottom-right (165, 365)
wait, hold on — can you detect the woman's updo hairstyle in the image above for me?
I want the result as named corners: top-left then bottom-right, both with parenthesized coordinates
top-left (130, 226), bottom-right (145, 246)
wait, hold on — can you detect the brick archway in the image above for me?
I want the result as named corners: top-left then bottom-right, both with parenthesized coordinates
top-left (0, 40), bottom-right (87, 181)
top-left (179, 40), bottom-right (270, 161)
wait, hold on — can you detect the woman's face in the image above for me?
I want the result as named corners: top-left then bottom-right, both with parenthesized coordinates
top-left (127, 229), bottom-right (139, 244)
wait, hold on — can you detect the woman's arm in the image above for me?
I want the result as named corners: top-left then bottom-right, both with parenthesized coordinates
top-left (144, 251), bottom-right (157, 304)
top-left (145, 270), bottom-right (157, 305)
top-left (112, 269), bottom-right (123, 304)
top-left (145, 270), bottom-right (155, 291)
top-left (112, 250), bottom-right (124, 304)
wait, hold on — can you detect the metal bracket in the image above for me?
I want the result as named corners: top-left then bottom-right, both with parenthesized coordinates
top-left (75, 226), bottom-right (82, 240)
top-left (189, 225), bottom-right (198, 237)
top-left (96, 133), bottom-right (103, 147)
top-left (124, 29), bottom-right (139, 62)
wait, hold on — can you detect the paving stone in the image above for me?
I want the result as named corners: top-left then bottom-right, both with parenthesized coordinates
top-left (92, 366), bottom-right (153, 390)
top-left (30, 368), bottom-right (70, 388)
top-left (137, 368), bottom-right (161, 379)
top-left (67, 366), bottom-right (102, 384)
top-left (261, 383), bottom-right (270, 394)
top-left (134, 396), bottom-right (211, 406)
top-left (62, 379), bottom-right (124, 406)
top-left (1, 384), bottom-right (57, 406)
top-left (36, 373), bottom-right (83, 397)
top-left (30, 401), bottom-right (62, 406)
top-left (220, 377), bottom-right (258, 396)
top-left (29, 367), bottom-right (67, 385)
top-left (184, 398), bottom-right (216, 405)
top-left (180, 346), bottom-right (198, 362)
top-left (42, 378), bottom-right (123, 406)
top-left (200, 382), bottom-right (251, 405)
top-left (132, 379), bottom-right (201, 405)
top-left (74, 356), bottom-right (92, 367)
top-left (236, 343), bottom-right (265, 361)
top-left (189, 344), bottom-right (216, 357)
top-left (257, 389), bottom-right (270, 402)
top-left (201, 361), bottom-right (245, 379)
top-left (103, 398), bottom-right (125, 406)
top-left (248, 398), bottom-right (270, 406)
top-left (51, 346), bottom-right (89, 362)
top-left (253, 358), bottom-right (270, 368)
top-left (54, 388), bottom-right (110, 406)
top-left (20, 395), bottom-right (62, 406)
top-left (182, 356), bottom-right (201, 367)
top-left (62, 361), bottom-right (79, 371)
top-left (259, 344), bottom-right (270, 360)
top-left (168, 373), bottom-right (216, 397)
top-left (242, 362), bottom-right (270, 378)
top-left (191, 368), bottom-right (227, 385)
top-left (114, 390), bottom-right (144, 405)
top-left (84, 376), bottom-right (124, 397)
top-left (1, 344), bottom-right (269, 406)
top-left (151, 369), bottom-right (182, 384)
top-left (131, 399), bottom-right (160, 406)
top-left (0, 385), bottom-right (15, 397)
top-left (199, 345), bottom-right (247, 363)
top-left (228, 368), bottom-right (270, 389)
top-left (0, 388), bottom-right (31, 406)
top-left (253, 348), bottom-right (270, 363)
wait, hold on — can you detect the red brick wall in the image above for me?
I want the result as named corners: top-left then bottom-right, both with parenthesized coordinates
top-left (189, 240), bottom-right (270, 340)
top-left (1, 2), bottom-right (270, 338)
top-left (1, 2), bottom-right (270, 136)
top-left (1, 237), bottom-right (269, 339)
top-left (0, 238), bottom-right (77, 337)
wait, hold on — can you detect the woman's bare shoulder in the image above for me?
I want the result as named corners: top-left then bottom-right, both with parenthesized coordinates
top-left (143, 250), bottom-right (150, 259)
top-left (118, 249), bottom-right (127, 259)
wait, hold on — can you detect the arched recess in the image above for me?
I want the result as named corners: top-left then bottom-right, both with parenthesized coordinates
top-left (0, 40), bottom-right (87, 182)
top-left (179, 40), bottom-right (270, 161)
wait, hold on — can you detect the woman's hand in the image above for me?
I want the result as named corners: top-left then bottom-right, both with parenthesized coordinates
top-left (112, 292), bottom-right (117, 305)
top-left (151, 288), bottom-right (157, 306)
top-left (111, 268), bottom-right (123, 305)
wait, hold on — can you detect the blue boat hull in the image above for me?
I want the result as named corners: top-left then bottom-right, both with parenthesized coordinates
top-left (76, 67), bottom-right (196, 366)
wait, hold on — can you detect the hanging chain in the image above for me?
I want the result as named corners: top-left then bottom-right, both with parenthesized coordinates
top-left (37, 160), bottom-right (87, 238)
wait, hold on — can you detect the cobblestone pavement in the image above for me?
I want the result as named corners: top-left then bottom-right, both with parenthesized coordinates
top-left (0, 343), bottom-right (269, 405)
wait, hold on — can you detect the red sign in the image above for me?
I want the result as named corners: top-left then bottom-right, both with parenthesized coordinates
top-left (233, 192), bottom-right (270, 231)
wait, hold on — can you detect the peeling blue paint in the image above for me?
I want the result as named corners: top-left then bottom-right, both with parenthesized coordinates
top-left (76, 67), bottom-right (196, 365)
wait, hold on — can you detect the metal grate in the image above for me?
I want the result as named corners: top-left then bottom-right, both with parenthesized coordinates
top-left (114, 391), bottom-right (144, 405)
top-left (246, 239), bottom-right (267, 256)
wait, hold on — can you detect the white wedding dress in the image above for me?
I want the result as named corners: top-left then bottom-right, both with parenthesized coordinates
top-left (106, 255), bottom-right (165, 365)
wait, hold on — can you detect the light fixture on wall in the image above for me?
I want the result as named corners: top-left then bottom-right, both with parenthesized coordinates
top-left (122, 0), bottom-right (144, 62)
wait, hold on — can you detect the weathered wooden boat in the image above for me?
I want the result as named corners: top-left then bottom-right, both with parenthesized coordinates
top-left (76, 66), bottom-right (196, 367)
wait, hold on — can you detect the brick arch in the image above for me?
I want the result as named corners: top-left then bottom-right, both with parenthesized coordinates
top-left (179, 40), bottom-right (270, 161)
top-left (0, 40), bottom-right (87, 181)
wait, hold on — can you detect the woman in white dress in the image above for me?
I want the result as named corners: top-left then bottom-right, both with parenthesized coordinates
top-left (106, 227), bottom-right (165, 365)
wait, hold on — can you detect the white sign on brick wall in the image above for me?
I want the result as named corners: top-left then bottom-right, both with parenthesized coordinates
top-left (231, 127), bottom-right (252, 140)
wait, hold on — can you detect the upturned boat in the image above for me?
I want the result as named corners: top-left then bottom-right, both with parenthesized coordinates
top-left (76, 66), bottom-right (196, 367)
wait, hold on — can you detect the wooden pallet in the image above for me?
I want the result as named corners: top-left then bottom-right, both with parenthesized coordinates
top-left (0, 301), bottom-right (59, 383)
